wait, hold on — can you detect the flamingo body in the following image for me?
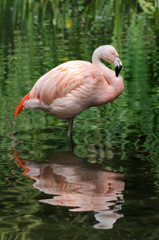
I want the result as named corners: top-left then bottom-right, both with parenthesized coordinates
top-left (14, 45), bottom-right (124, 120)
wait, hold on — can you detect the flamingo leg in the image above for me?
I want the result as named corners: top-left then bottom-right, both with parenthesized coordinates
top-left (68, 119), bottom-right (74, 152)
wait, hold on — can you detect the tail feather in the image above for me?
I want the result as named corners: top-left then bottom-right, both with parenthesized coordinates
top-left (14, 92), bottom-right (30, 119)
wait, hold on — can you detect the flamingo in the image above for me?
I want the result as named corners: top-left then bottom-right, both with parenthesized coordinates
top-left (14, 45), bottom-right (123, 142)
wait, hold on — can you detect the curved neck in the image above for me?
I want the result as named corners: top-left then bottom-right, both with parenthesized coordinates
top-left (92, 48), bottom-right (115, 86)
top-left (91, 46), bottom-right (124, 100)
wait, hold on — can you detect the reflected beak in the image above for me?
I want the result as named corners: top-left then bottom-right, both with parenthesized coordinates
top-left (114, 57), bottom-right (122, 77)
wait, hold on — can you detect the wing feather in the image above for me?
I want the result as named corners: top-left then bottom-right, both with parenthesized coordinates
top-left (30, 61), bottom-right (95, 105)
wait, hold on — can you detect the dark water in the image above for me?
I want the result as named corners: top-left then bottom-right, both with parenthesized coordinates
top-left (0, 1), bottom-right (159, 239)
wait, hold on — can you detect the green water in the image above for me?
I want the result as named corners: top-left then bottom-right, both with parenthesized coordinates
top-left (0, 0), bottom-right (159, 239)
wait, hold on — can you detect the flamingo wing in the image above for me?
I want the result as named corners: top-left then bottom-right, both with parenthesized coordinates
top-left (30, 61), bottom-right (93, 105)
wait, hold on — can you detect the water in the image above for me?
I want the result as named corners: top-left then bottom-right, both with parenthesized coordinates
top-left (0, 0), bottom-right (159, 239)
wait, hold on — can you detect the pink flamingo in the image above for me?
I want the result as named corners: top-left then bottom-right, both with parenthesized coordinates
top-left (14, 45), bottom-right (123, 140)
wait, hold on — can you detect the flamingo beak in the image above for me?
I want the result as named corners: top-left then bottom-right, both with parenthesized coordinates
top-left (114, 58), bottom-right (122, 77)
top-left (115, 65), bottom-right (122, 77)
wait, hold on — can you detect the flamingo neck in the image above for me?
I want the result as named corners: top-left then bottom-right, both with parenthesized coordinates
top-left (92, 48), bottom-right (115, 86)
top-left (91, 47), bottom-right (124, 102)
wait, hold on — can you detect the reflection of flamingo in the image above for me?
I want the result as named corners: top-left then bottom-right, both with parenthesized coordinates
top-left (15, 151), bottom-right (125, 229)
top-left (14, 45), bottom-right (123, 138)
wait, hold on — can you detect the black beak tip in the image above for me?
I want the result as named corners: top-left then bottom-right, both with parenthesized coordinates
top-left (115, 65), bottom-right (122, 77)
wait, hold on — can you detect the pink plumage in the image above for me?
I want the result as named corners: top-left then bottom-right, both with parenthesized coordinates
top-left (14, 45), bottom-right (123, 122)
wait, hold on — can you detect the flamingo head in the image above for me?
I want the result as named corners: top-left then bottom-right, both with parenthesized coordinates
top-left (101, 45), bottom-right (123, 77)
